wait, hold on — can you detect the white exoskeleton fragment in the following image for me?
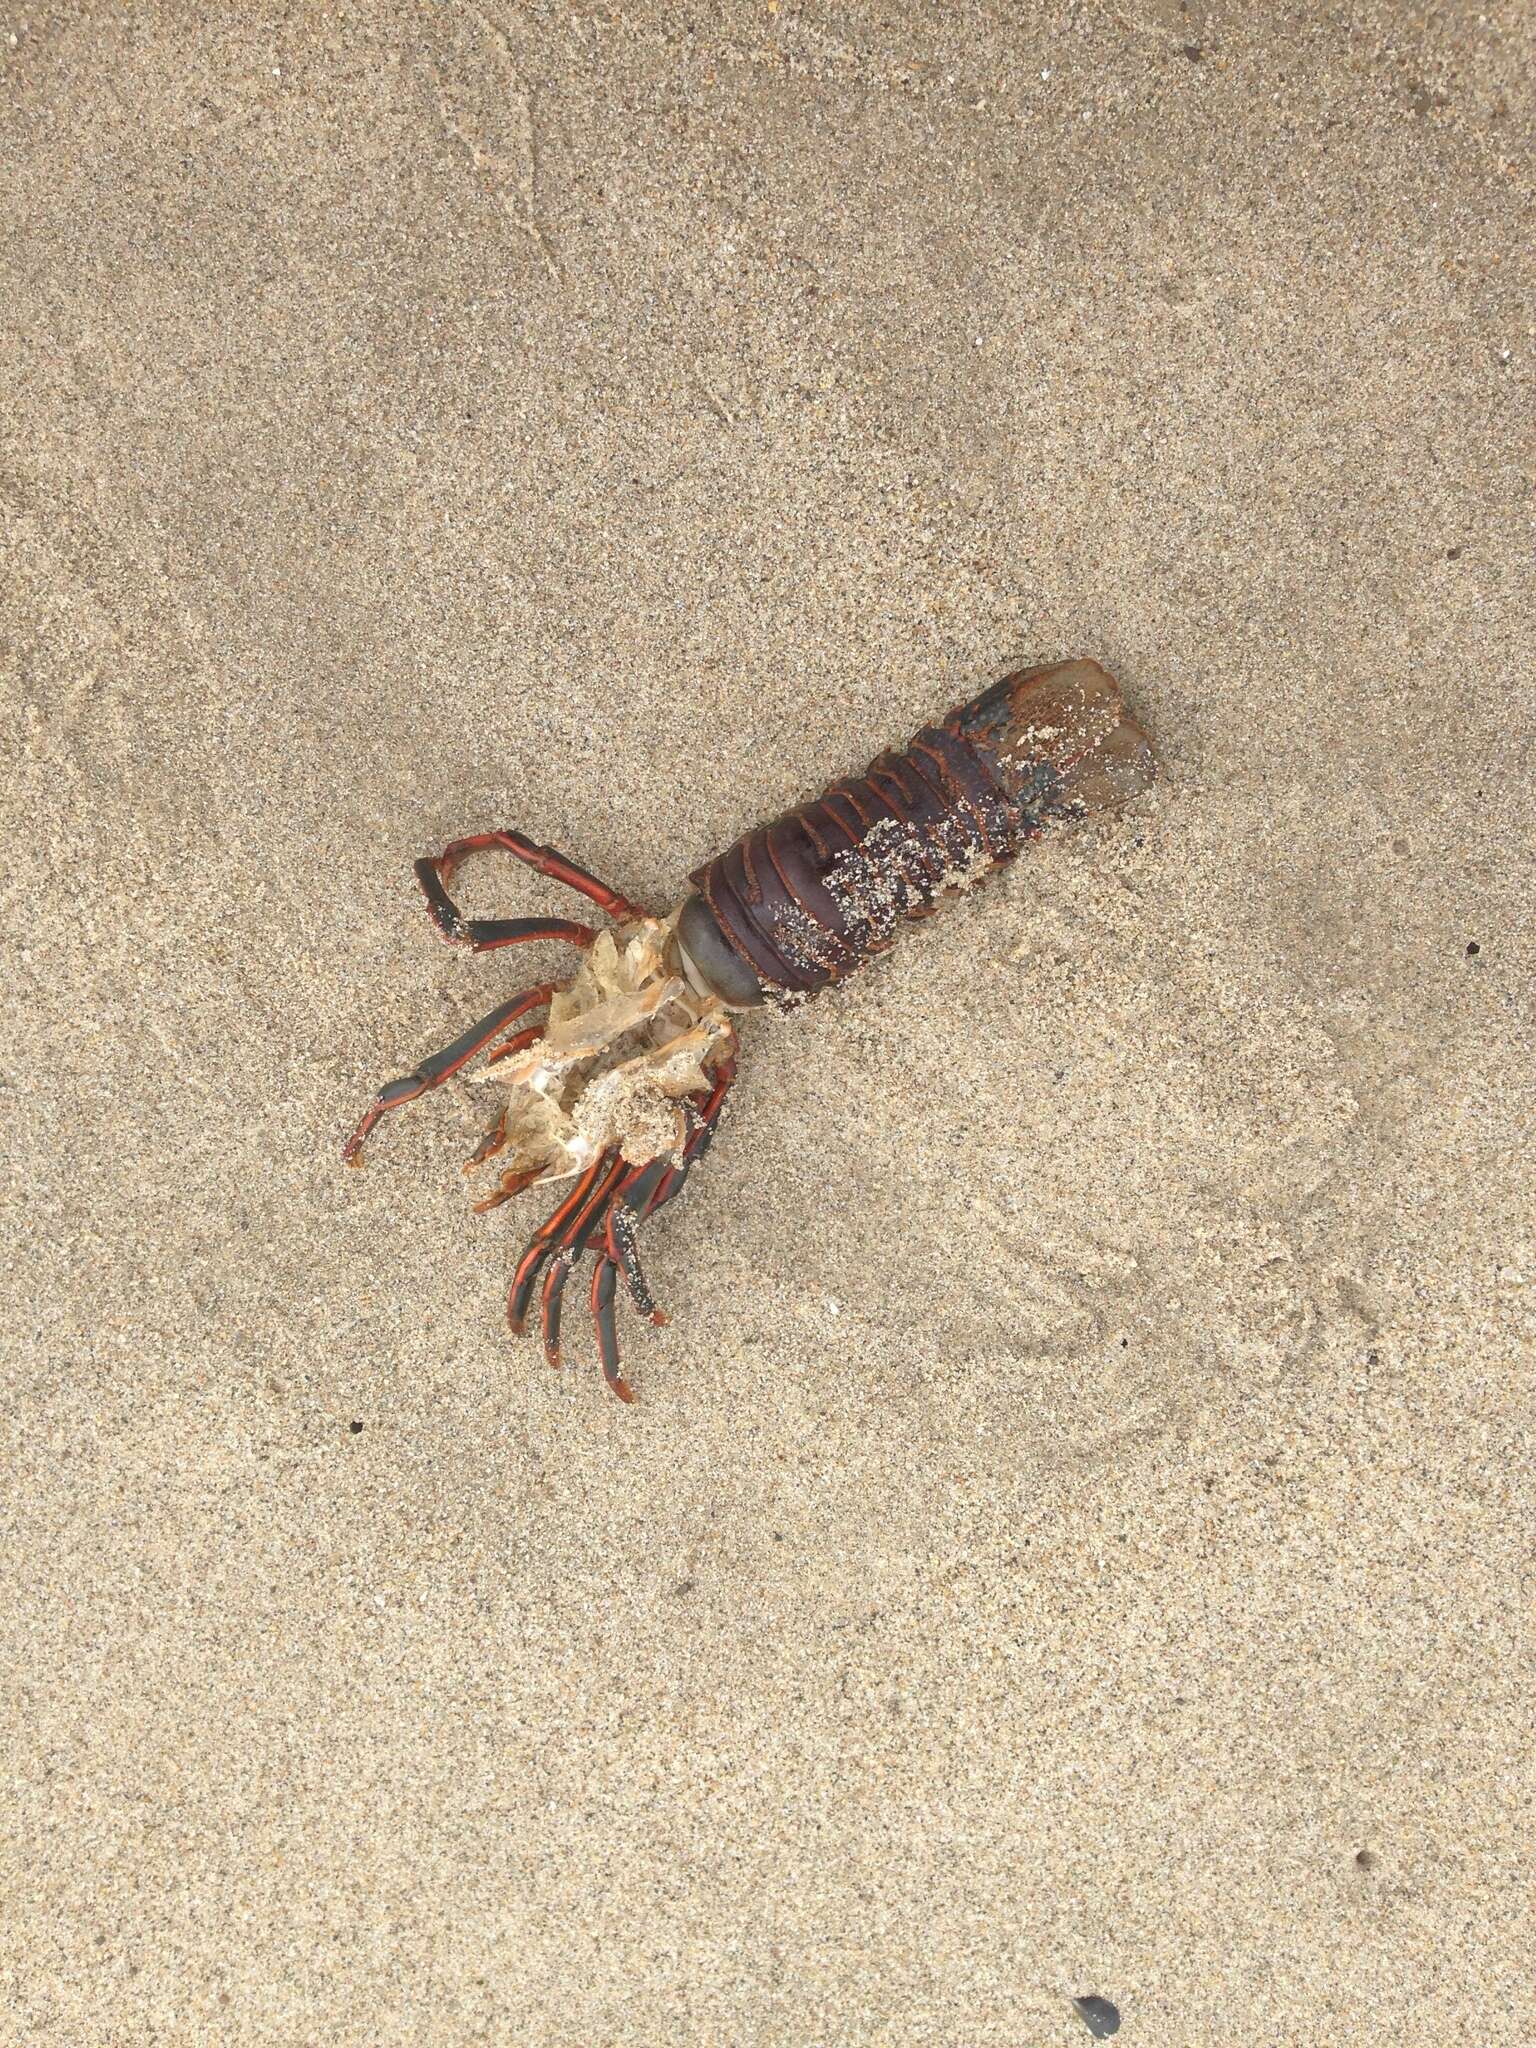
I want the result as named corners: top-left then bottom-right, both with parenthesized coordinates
top-left (470, 910), bottom-right (736, 1190)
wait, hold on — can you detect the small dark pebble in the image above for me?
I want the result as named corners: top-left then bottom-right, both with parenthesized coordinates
top-left (1073, 1994), bottom-right (1122, 2038)
top-left (1181, 42), bottom-right (1204, 59)
top-left (1446, 545), bottom-right (1463, 559)
top-left (1356, 1848), bottom-right (1378, 1869)
top-left (349, 1420), bottom-right (364, 1435)
top-left (1466, 941), bottom-right (1481, 957)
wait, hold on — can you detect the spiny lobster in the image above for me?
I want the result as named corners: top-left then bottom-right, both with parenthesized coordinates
top-left (342, 658), bottom-right (1155, 1400)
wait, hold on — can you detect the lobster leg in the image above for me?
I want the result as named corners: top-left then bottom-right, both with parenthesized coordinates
top-left (588, 1153), bottom-right (709, 1398)
top-left (486, 1025), bottom-right (546, 1067)
top-left (341, 985), bottom-right (555, 1165)
top-left (432, 828), bottom-right (650, 925)
top-left (413, 856), bottom-right (597, 954)
top-left (466, 1107), bottom-right (509, 1171)
top-left (609, 1117), bottom-right (722, 1316)
top-left (470, 1165), bottom-right (545, 1215)
top-left (413, 827), bottom-right (647, 951)
top-left (458, 1020), bottom-right (553, 1178)
top-left (591, 1257), bottom-right (634, 1403)
top-left (507, 1154), bottom-right (615, 1335)
top-left (604, 1134), bottom-right (709, 1324)
top-left (609, 1059), bottom-right (736, 1318)
top-left (606, 1158), bottom-right (674, 1322)
top-left (539, 1156), bottom-right (629, 1370)
top-left (586, 1059), bottom-right (737, 1397)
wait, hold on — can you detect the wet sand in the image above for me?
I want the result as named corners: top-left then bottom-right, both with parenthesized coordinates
top-left (4, 5), bottom-right (1532, 2042)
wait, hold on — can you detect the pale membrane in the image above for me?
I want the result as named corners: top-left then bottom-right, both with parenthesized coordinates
top-left (468, 910), bottom-right (734, 1189)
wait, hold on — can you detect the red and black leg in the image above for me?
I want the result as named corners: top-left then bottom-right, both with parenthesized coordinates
top-left (466, 1110), bottom-right (510, 1172)
top-left (601, 1126), bottom-right (710, 1326)
top-left (538, 1155), bottom-right (629, 1371)
top-left (589, 1146), bottom-right (713, 1401)
top-left (605, 1157), bottom-right (675, 1324)
top-left (414, 828), bottom-right (648, 951)
top-left (439, 828), bottom-right (650, 923)
top-left (341, 985), bottom-right (554, 1165)
top-left (647, 1062), bottom-right (734, 1258)
top-left (577, 1154), bottom-right (675, 1403)
top-left (506, 1153), bottom-right (616, 1335)
top-left (613, 1060), bottom-right (735, 1314)
top-left (589, 1258), bottom-right (638, 1402)
top-left (588, 1059), bottom-right (736, 1399)
top-left (472, 1164), bottom-right (545, 1215)
top-left (413, 857), bottom-right (597, 954)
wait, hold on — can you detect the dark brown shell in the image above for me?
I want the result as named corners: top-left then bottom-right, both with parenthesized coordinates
top-left (683, 658), bottom-right (1155, 1008)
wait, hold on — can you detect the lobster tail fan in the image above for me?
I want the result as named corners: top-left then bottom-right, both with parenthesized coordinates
top-left (1052, 711), bottom-right (1158, 817)
top-left (949, 658), bottom-right (1156, 825)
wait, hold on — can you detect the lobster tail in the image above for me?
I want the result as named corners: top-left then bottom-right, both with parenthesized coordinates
top-left (680, 658), bottom-right (1155, 1009)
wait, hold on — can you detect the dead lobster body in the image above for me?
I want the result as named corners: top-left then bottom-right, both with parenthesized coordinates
top-left (342, 659), bottom-right (1155, 1400)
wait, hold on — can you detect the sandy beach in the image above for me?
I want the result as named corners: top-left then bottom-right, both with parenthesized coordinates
top-left (4, 3), bottom-right (1532, 2041)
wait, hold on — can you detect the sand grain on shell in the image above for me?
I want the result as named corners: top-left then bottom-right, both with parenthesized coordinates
top-left (3, 5), bottom-right (1533, 2045)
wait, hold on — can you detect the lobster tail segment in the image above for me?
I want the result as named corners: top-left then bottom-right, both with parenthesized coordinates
top-left (679, 657), bottom-right (1155, 1009)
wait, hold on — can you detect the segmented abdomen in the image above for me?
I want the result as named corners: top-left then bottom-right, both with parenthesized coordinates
top-left (686, 659), bottom-right (1156, 1008)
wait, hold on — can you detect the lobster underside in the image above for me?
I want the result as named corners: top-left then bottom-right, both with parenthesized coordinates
top-left (341, 659), bottom-right (1155, 1399)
